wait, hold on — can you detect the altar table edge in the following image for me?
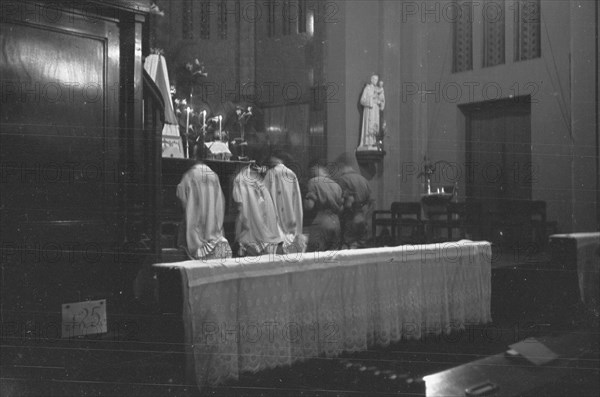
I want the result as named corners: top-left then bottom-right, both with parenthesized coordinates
top-left (153, 240), bottom-right (492, 287)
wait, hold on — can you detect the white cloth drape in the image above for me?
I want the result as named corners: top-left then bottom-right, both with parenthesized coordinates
top-left (154, 241), bottom-right (492, 391)
top-left (144, 54), bottom-right (184, 158)
top-left (144, 54), bottom-right (178, 126)
top-left (550, 233), bottom-right (600, 310)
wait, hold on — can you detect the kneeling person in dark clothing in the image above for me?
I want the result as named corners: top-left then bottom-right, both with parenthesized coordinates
top-left (334, 154), bottom-right (373, 249)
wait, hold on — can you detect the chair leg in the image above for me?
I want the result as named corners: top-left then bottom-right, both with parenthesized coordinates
top-left (372, 221), bottom-right (376, 242)
top-left (427, 223), bottom-right (437, 243)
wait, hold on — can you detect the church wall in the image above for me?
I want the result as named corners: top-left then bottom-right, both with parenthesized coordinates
top-left (569, 1), bottom-right (599, 232)
top-left (152, 0), bottom-right (597, 233)
top-left (396, 0), bottom-right (596, 234)
top-left (324, 1), bottom-right (397, 210)
top-left (330, 0), bottom-right (597, 233)
top-left (254, 7), bottom-right (312, 106)
top-left (393, 2), bottom-right (433, 205)
top-left (323, 1), bottom-right (347, 162)
top-left (152, 0), bottom-right (241, 113)
top-left (253, 0), bottom-right (323, 175)
top-left (323, 0), bottom-right (382, 159)
top-left (382, 1), bottom-right (412, 207)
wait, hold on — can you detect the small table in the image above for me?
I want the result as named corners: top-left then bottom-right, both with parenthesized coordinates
top-left (421, 193), bottom-right (453, 242)
top-left (421, 192), bottom-right (454, 209)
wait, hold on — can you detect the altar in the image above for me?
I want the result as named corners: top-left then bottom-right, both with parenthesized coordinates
top-left (150, 241), bottom-right (492, 391)
top-left (549, 232), bottom-right (600, 316)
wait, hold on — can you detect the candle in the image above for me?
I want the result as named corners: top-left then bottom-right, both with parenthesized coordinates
top-left (186, 107), bottom-right (191, 158)
top-left (218, 115), bottom-right (222, 140)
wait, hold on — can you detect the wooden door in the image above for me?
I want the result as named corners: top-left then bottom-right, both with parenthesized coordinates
top-left (464, 98), bottom-right (532, 242)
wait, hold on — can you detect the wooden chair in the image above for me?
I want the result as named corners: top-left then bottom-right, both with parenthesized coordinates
top-left (372, 207), bottom-right (397, 245)
top-left (527, 201), bottom-right (558, 247)
top-left (372, 202), bottom-right (425, 245)
top-left (160, 220), bottom-right (181, 249)
top-left (391, 202), bottom-right (426, 244)
top-left (464, 199), bottom-right (483, 240)
top-left (445, 201), bottom-right (483, 241)
top-left (426, 200), bottom-right (482, 242)
top-left (493, 200), bottom-right (557, 250)
top-left (427, 203), bottom-right (454, 242)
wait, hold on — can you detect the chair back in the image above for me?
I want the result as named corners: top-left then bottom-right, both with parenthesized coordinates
top-left (447, 202), bottom-right (466, 218)
top-left (528, 200), bottom-right (547, 222)
top-left (391, 202), bottom-right (422, 221)
top-left (498, 199), bottom-right (546, 222)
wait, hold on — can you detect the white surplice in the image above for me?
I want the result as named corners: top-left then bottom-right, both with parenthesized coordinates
top-left (176, 163), bottom-right (230, 259)
top-left (263, 163), bottom-right (305, 253)
top-left (232, 166), bottom-right (282, 255)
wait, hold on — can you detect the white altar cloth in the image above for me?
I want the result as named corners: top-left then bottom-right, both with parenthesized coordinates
top-left (153, 241), bottom-right (492, 390)
top-left (550, 233), bottom-right (599, 311)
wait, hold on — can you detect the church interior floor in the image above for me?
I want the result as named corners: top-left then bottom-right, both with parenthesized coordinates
top-left (2, 245), bottom-right (598, 397)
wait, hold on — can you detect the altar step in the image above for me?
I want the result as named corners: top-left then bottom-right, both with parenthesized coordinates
top-left (1, 310), bottom-right (190, 396)
top-left (3, 319), bottom-right (595, 396)
top-left (206, 328), bottom-right (598, 396)
top-left (205, 323), bottom-right (520, 396)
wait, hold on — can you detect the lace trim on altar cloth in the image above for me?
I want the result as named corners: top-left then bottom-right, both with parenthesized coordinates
top-left (176, 242), bottom-right (492, 390)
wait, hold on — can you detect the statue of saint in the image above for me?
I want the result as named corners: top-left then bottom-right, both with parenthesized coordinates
top-left (358, 74), bottom-right (385, 150)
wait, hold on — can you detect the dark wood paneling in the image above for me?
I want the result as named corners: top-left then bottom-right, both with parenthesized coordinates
top-left (1, 21), bottom-right (119, 221)
top-left (0, 8), bottom-right (122, 313)
top-left (0, 1), bottom-right (156, 319)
